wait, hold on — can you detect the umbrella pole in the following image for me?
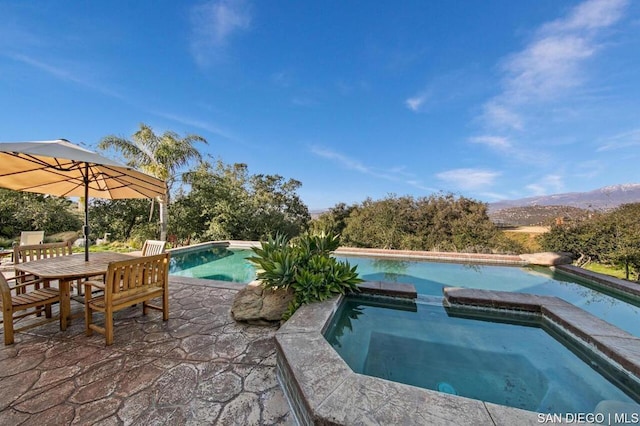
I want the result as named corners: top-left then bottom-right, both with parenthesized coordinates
top-left (84, 164), bottom-right (89, 261)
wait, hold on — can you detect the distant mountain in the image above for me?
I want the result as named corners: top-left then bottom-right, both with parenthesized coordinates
top-left (489, 184), bottom-right (640, 212)
top-left (309, 209), bottom-right (327, 219)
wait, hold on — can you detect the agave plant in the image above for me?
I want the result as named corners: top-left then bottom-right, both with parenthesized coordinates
top-left (247, 232), bottom-right (362, 320)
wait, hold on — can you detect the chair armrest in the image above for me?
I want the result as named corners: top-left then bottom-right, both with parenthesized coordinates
top-left (84, 280), bottom-right (105, 291)
top-left (5, 275), bottom-right (45, 292)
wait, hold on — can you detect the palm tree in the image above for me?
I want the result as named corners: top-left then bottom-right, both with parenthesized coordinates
top-left (99, 123), bottom-right (207, 241)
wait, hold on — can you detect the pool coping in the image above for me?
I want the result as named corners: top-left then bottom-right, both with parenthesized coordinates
top-left (335, 246), bottom-right (527, 265)
top-left (276, 284), bottom-right (640, 425)
top-left (169, 241), bottom-right (530, 266)
top-left (554, 264), bottom-right (640, 300)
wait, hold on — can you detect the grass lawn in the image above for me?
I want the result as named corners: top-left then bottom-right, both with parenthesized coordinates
top-left (583, 263), bottom-right (630, 280)
top-left (47, 231), bottom-right (139, 253)
top-left (501, 228), bottom-right (544, 253)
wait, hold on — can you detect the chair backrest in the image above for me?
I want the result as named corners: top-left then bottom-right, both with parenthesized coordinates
top-left (20, 231), bottom-right (44, 246)
top-left (141, 240), bottom-right (167, 256)
top-left (14, 241), bottom-right (73, 265)
top-left (104, 253), bottom-right (170, 301)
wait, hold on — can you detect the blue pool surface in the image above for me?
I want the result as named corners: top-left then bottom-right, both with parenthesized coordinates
top-left (169, 247), bottom-right (256, 283)
top-left (169, 247), bottom-right (640, 336)
top-left (324, 296), bottom-right (640, 413)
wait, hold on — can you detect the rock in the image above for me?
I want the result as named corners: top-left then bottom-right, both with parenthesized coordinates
top-left (73, 238), bottom-right (91, 247)
top-left (519, 252), bottom-right (573, 266)
top-left (231, 281), bottom-right (295, 324)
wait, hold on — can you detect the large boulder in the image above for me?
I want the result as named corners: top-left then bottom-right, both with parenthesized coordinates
top-left (231, 281), bottom-right (295, 325)
top-left (519, 252), bottom-right (573, 266)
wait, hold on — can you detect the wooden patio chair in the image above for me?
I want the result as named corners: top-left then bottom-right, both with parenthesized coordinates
top-left (19, 231), bottom-right (44, 246)
top-left (141, 240), bottom-right (167, 256)
top-left (14, 241), bottom-right (72, 281)
top-left (12, 241), bottom-right (82, 293)
top-left (84, 253), bottom-right (170, 345)
top-left (13, 240), bottom-right (73, 265)
top-left (0, 271), bottom-right (60, 345)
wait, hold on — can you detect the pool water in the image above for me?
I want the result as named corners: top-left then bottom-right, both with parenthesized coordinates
top-left (169, 247), bottom-right (256, 283)
top-left (341, 255), bottom-right (640, 336)
top-left (325, 296), bottom-right (640, 413)
top-left (169, 248), bottom-right (640, 337)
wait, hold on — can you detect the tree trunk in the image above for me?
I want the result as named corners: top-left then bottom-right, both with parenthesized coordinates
top-left (148, 198), bottom-right (155, 222)
top-left (159, 200), bottom-right (167, 241)
top-left (625, 262), bottom-right (630, 280)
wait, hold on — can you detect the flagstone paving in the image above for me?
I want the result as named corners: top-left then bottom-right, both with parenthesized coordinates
top-left (0, 278), bottom-right (293, 425)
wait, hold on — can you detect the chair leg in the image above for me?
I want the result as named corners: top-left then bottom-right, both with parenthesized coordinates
top-left (3, 306), bottom-right (14, 345)
top-left (162, 289), bottom-right (169, 321)
top-left (85, 309), bottom-right (93, 336)
top-left (84, 291), bottom-right (93, 336)
top-left (105, 309), bottom-right (114, 345)
top-left (44, 304), bottom-right (52, 318)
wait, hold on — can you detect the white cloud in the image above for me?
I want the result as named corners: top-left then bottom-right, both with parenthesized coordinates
top-left (502, 35), bottom-right (594, 103)
top-left (480, 0), bottom-right (628, 131)
top-left (405, 94), bottom-right (427, 112)
top-left (525, 184), bottom-right (547, 196)
top-left (271, 71), bottom-right (294, 88)
top-left (310, 146), bottom-right (370, 174)
top-left (545, 0), bottom-right (627, 31)
top-left (469, 135), bottom-right (512, 150)
top-left (436, 168), bottom-right (500, 190)
top-left (572, 160), bottom-right (605, 178)
top-left (310, 146), bottom-right (436, 191)
top-left (151, 110), bottom-right (238, 142)
top-left (481, 101), bottom-right (524, 131)
top-left (596, 128), bottom-right (640, 151)
top-left (468, 133), bottom-right (550, 165)
top-left (479, 191), bottom-right (510, 201)
top-left (189, 0), bottom-right (252, 66)
top-left (525, 174), bottom-right (565, 196)
top-left (9, 53), bottom-right (126, 100)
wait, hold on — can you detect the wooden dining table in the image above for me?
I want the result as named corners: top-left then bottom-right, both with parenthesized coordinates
top-left (13, 252), bottom-right (135, 330)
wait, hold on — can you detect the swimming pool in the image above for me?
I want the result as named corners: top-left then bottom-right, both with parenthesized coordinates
top-left (324, 295), bottom-right (640, 413)
top-left (169, 246), bottom-right (256, 283)
top-left (168, 246), bottom-right (640, 336)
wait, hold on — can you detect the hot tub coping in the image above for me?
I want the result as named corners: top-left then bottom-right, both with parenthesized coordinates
top-left (276, 286), bottom-right (640, 425)
top-left (276, 294), bottom-right (540, 425)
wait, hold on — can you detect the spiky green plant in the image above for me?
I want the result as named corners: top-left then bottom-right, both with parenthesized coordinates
top-left (247, 232), bottom-right (362, 319)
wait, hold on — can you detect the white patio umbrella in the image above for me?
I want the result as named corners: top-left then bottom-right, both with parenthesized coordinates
top-left (0, 139), bottom-right (166, 261)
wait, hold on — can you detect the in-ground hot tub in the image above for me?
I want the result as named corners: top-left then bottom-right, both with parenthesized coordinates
top-left (324, 295), bottom-right (640, 414)
top-left (275, 285), bottom-right (640, 425)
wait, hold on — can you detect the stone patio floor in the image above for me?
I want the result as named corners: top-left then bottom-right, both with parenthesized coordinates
top-left (0, 277), bottom-right (293, 425)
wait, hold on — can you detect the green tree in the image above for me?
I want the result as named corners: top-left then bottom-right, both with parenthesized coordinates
top-left (249, 173), bottom-right (310, 238)
top-left (603, 204), bottom-right (640, 280)
top-left (342, 196), bottom-right (414, 249)
top-left (0, 189), bottom-right (83, 240)
top-left (174, 161), bottom-right (310, 241)
top-left (340, 194), bottom-right (517, 253)
top-left (539, 204), bottom-right (640, 280)
top-left (310, 203), bottom-right (357, 236)
top-left (99, 123), bottom-right (207, 240)
top-left (88, 199), bottom-right (158, 244)
top-left (181, 162), bottom-right (254, 240)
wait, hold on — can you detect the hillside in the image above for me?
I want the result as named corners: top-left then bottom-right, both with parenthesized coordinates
top-left (489, 184), bottom-right (640, 212)
top-left (489, 205), bottom-right (592, 227)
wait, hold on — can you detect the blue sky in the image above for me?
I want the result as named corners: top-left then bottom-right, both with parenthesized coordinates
top-left (1, 0), bottom-right (639, 210)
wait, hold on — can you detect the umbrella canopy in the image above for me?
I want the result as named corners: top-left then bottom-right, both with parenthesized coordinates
top-left (0, 139), bottom-right (166, 260)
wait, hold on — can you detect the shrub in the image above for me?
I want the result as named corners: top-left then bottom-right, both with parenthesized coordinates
top-left (248, 232), bottom-right (362, 320)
